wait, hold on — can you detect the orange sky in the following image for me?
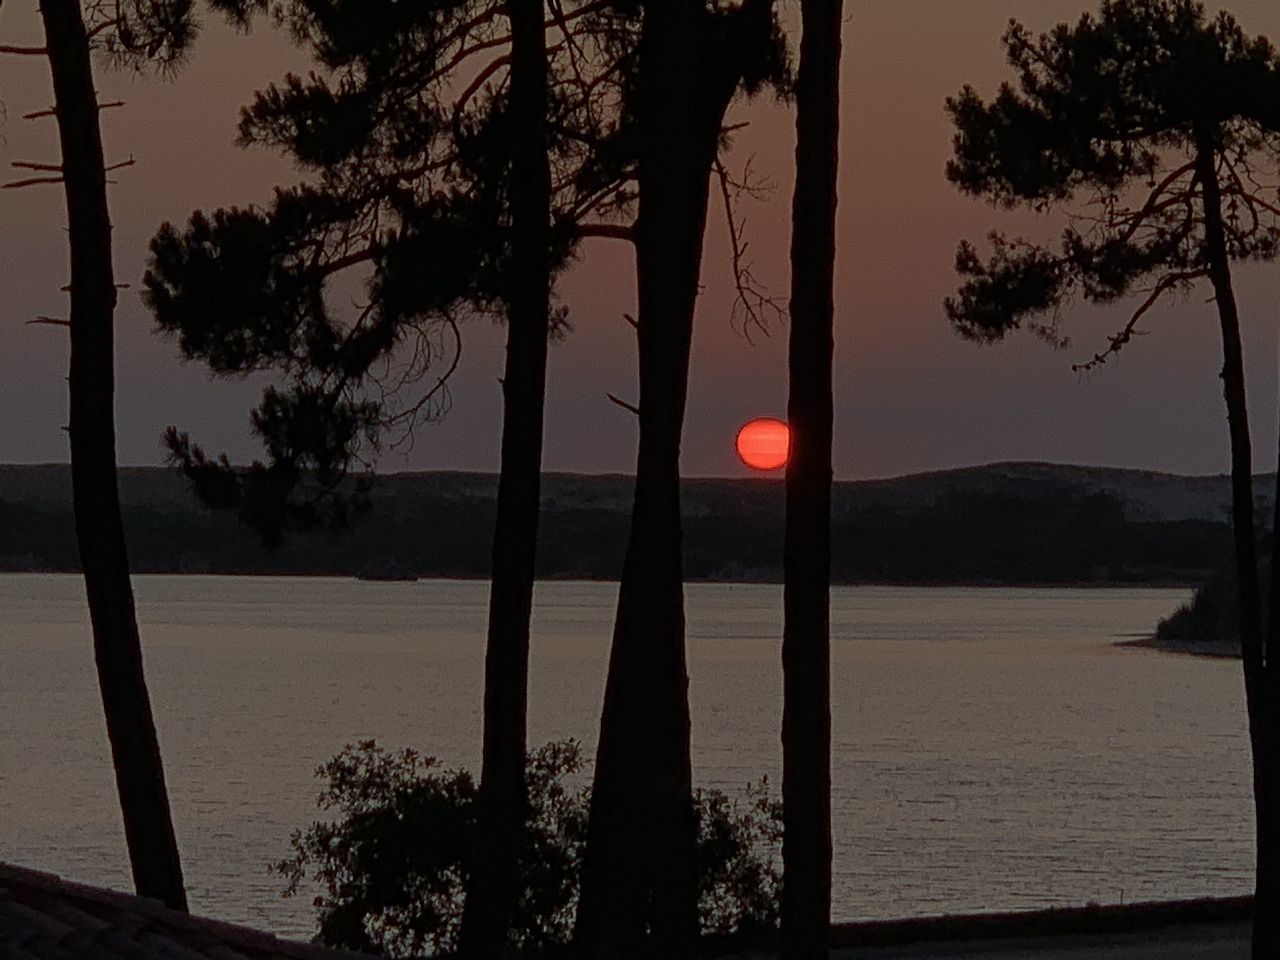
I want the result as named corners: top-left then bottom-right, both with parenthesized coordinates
top-left (3, 0), bottom-right (1280, 479)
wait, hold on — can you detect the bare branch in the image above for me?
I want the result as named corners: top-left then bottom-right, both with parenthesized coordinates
top-left (383, 315), bottom-right (463, 448)
top-left (453, 54), bottom-right (511, 119)
top-left (2, 176), bottom-right (65, 189)
top-left (27, 316), bottom-right (70, 327)
top-left (85, 16), bottom-right (122, 41)
top-left (606, 392), bottom-right (639, 415)
top-left (713, 155), bottom-right (786, 340)
top-left (575, 222), bottom-right (634, 243)
top-left (1073, 269), bottom-right (1208, 371)
top-left (22, 100), bottom-right (122, 120)
top-left (0, 45), bottom-right (47, 55)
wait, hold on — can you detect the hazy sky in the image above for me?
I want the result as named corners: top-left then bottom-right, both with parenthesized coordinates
top-left (3, 1), bottom-right (1280, 480)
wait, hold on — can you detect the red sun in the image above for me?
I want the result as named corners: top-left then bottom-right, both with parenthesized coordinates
top-left (736, 418), bottom-right (790, 471)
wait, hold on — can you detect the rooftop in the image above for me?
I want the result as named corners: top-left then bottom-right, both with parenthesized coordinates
top-left (0, 863), bottom-right (372, 960)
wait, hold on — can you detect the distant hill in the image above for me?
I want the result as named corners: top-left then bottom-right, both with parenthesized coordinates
top-left (0, 461), bottom-right (1255, 585)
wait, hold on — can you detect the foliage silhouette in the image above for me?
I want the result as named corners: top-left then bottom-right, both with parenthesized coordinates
top-left (145, 0), bottom-right (635, 545)
top-left (944, 2), bottom-right (1280, 954)
top-left (142, 6), bottom-right (790, 949)
top-left (144, 5), bottom-right (643, 951)
top-left (274, 739), bottom-right (781, 958)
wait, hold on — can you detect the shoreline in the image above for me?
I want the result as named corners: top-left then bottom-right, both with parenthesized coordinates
top-left (1115, 634), bottom-right (1239, 660)
top-left (826, 895), bottom-right (1250, 949)
top-left (702, 896), bottom-right (1253, 958)
top-left (0, 570), bottom-right (1201, 590)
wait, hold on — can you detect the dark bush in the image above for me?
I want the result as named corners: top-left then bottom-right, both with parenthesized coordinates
top-left (274, 739), bottom-right (781, 957)
top-left (1155, 554), bottom-right (1272, 655)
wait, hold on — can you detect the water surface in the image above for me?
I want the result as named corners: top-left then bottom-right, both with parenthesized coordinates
top-left (0, 576), bottom-right (1251, 937)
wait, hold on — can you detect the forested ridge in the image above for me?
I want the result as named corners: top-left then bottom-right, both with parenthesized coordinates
top-left (0, 461), bottom-right (1248, 585)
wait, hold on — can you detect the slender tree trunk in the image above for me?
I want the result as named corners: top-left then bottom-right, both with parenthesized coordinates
top-left (39, 0), bottom-right (187, 912)
top-left (459, 2), bottom-right (552, 957)
top-left (575, 5), bottom-right (736, 956)
top-left (1264, 392), bottom-right (1280, 959)
top-left (781, 2), bottom-right (841, 958)
top-left (1197, 139), bottom-right (1274, 960)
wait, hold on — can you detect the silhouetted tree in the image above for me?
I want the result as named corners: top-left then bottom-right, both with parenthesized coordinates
top-left (144, 2), bottom-right (636, 951)
top-left (6, 0), bottom-right (194, 911)
top-left (573, 3), bottom-right (786, 957)
top-left (147, 0), bottom-right (633, 544)
top-left (945, 3), bottom-right (1280, 953)
top-left (781, 2), bottom-right (841, 958)
top-left (457, 3), bottom-right (554, 958)
top-left (144, 5), bottom-right (786, 952)
top-left (272, 740), bottom-right (782, 958)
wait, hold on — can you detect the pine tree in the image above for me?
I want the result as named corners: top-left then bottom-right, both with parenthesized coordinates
top-left (145, 3), bottom-right (636, 951)
top-left (144, 6), bottom-right (787, 953)
top-left (7, 0), bottom-right (199, 912)
top-left (944, 3), bottom-right (1280, 954)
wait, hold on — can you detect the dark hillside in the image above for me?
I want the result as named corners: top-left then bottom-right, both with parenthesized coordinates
top-left (0, 462), bottom-right (1243, 584)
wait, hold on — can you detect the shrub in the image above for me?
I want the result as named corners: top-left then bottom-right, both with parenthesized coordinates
top-left (274, 739), bottom-right (781, 957)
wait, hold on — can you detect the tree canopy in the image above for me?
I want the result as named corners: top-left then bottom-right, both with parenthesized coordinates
top-left (144, 0), bottom-right (642, 543)
top-left (946, 4), bottom-right (1280, 953)
top-left (945, 0), bottom-right (1280, 361)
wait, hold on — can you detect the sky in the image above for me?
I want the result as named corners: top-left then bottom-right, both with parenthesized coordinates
top-left (3, 1), bottom-right (1280, 480)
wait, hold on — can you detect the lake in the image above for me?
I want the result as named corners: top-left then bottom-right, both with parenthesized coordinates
top-left (0, 575), bottom-right (1254, 938)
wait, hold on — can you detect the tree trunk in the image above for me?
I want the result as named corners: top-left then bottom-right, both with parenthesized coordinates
top-left (1264, 402), bottom-right (1280, 960)
top-left (781, 2), bottom-right (841, 958)
top-left (1196, 138), bottom-right (1274, 960)
top-left (459, 2), bottom-right (552, 957)
top-left (574, 5), bottom-right (738, 956)
top-left (40, 0), bottom-right (187, 912)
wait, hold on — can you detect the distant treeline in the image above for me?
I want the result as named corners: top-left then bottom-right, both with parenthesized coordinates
top-left (0, 462), bottom-right (1235, 585)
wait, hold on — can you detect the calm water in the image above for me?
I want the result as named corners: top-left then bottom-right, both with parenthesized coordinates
top-left (0, 575), bottom-right (1254, 937)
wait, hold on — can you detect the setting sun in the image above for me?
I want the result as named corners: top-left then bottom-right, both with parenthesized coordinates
top-left (736, 418), bottom-right (790, 471)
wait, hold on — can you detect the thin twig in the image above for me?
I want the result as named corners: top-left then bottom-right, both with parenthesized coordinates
top-left (606, 392), bottom-right (639, 415)
top-left (713, 155), bottom-right (785, 341)
top-left (2, 176), bottom-right (65, 189)
top-left (1073, 269), bottom-right (1207, 371)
